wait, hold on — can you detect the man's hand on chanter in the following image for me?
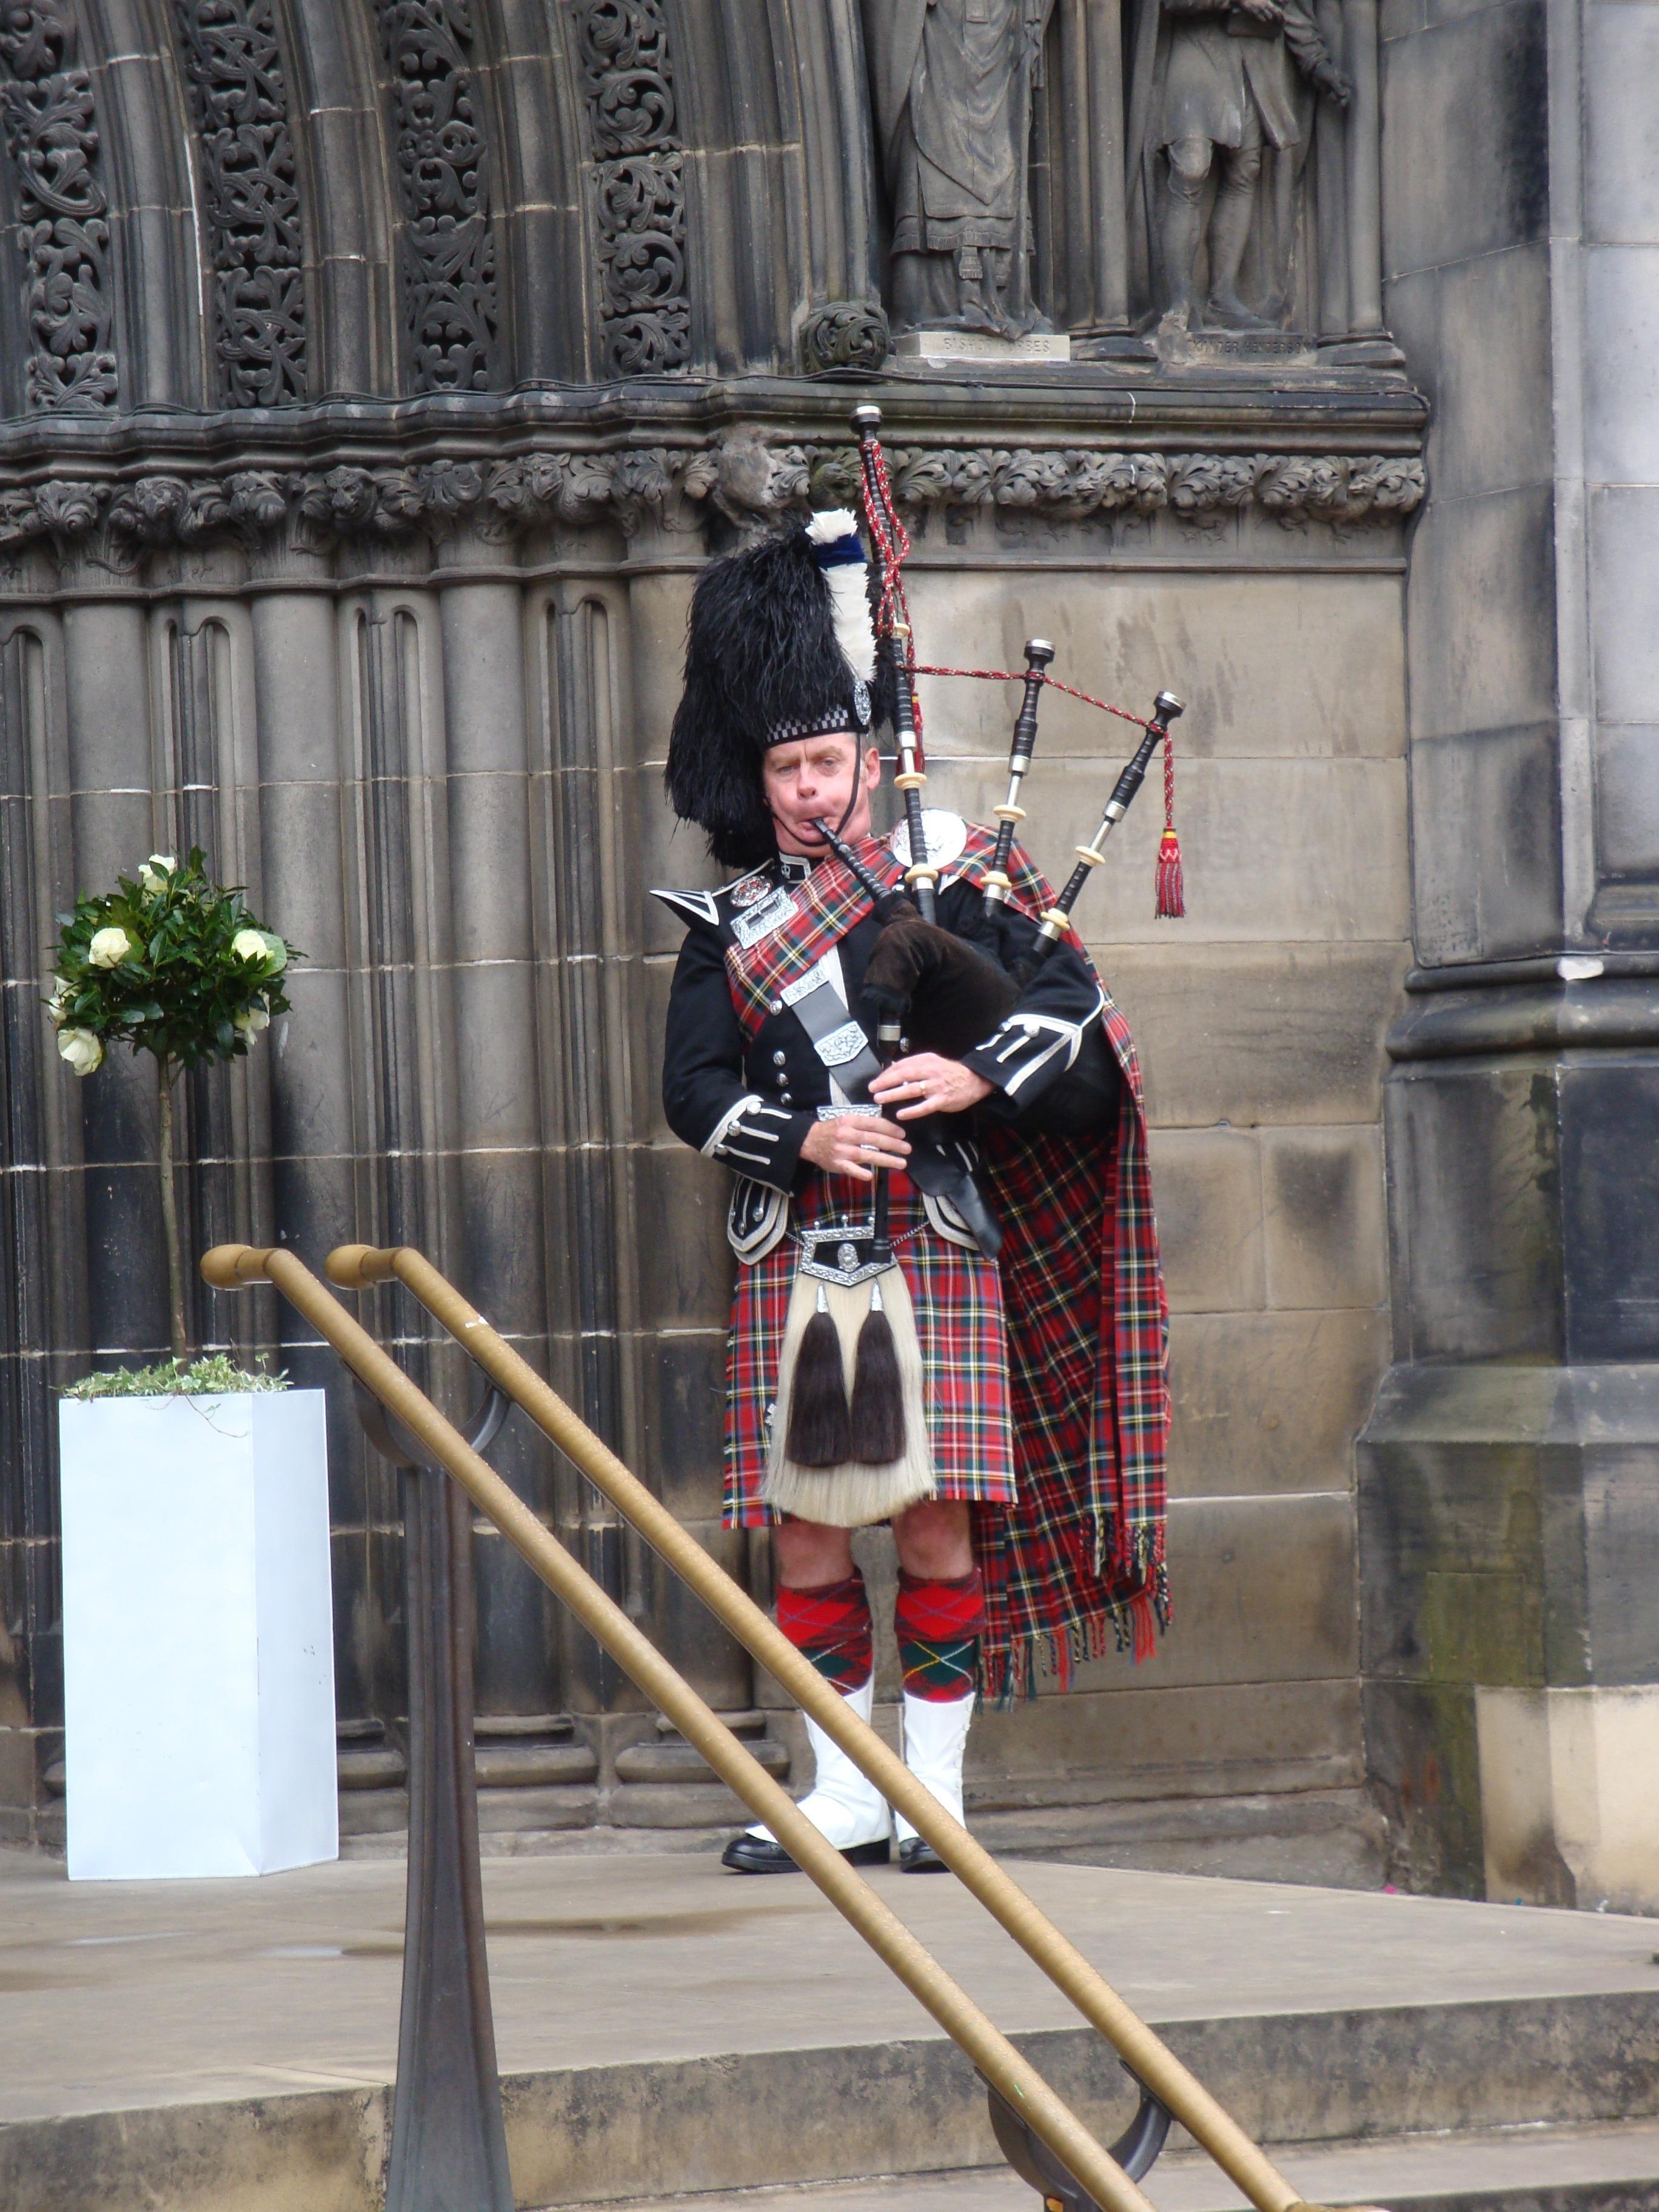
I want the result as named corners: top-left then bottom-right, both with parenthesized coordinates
top-left (799, 1112), bottom-right (912, 1184)
top-left (870, 1053), bottom-right (994, 1122)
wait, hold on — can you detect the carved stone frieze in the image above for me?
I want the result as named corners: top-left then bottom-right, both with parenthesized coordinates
top-left (482, 449), bottom-right (613, 532)
top-left (0, 440), bottom-right (1424, 560)
top-left (798, 301), bottom-right (891, 375)
top-left (609, 444), bottom-right (716, 535)
top-left (172, 0), bottom-right (307, 407)
top-left (375, 0), bottom-right (498, 392)
top-left (575, 0), bottom-right (689, 377)
top-left (817, 444), bottom-right (1427, 529)
top-left (0, 1), bottom-right (117, 411)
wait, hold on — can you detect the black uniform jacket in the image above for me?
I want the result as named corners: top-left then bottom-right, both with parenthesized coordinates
top-left (656, 841), bottom-right (1112, 1201)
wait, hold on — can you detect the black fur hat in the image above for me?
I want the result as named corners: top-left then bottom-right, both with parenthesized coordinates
top-left (665, 515), bottom-right (882, 869)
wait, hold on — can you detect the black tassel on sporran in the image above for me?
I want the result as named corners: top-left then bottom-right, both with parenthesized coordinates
top-left (849, 1284), bottom-right (906, 1465)
top-left (784, 1289), bottom-right (852, 1467)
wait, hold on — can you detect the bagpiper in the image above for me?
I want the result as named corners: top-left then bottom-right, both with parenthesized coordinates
top-left (654, 504), bottom-right (1170, 1874)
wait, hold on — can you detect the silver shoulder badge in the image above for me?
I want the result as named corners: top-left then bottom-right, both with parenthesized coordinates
top-left (727, 869), bottom-right (776, 911)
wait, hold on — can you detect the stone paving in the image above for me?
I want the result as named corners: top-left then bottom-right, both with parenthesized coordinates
top-left (3, 1845), bottom-right (1657, 2125)
top-left (0, 1849), bottom-right (1654, 2105)
top-left (3, 1845), bottom-right (1658, 2210)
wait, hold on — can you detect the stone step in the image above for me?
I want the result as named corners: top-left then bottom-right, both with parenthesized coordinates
top-left (4, 1854), bottom-right (1658, 2212)
top-left (488, 1992), bottom-right (1659, 2210)
top-left (577, 2122), bottom-right (1659, 2212)
top-left (337, 1712), bottom-right (792, 1843)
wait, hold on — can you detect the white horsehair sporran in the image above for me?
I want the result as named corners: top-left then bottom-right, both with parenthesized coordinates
top-left (763, 1209), bottom-right (935, 1527)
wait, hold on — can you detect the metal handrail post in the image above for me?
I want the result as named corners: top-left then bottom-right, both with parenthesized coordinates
top-left (323, 1244), bottom-right (1335, 2212)
top-left (351, 1381), bottom-right (514, 2212)
top-left (201, 1243), bottom-right (1159, 2212)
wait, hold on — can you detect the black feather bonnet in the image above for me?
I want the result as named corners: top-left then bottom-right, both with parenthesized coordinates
top-left (665, 514), bottom-right (886, 868)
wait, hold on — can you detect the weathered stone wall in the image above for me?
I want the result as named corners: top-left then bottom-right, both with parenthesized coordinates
top-left (0, 0), bottom-right (1428, 1862)
top-left (1362, 0), bottom-right (1659, 1912)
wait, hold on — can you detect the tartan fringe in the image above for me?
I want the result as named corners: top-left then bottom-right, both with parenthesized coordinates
top-left (985, 1550), bottom-right (1168, 1708)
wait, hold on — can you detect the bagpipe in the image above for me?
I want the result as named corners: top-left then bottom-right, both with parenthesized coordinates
top-left (816, 404), bottom-right (1185, 1106)
top-left (762, 407), bottom-right (1187, 1527)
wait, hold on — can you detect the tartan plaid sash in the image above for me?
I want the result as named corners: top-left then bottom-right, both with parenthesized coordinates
top-left (725, 827), bottom-right (1170, 1692)
top-left (723, 828), bottom-right (1059, 1027)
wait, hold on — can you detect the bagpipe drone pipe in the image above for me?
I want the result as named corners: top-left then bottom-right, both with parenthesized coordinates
top-left (812, 695), bottom-right (1184, 1144)
top-left (834, 407), bottom-right (1188, 1140)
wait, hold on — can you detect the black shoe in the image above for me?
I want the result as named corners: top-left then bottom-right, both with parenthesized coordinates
top-left (722, 1832), bottom-right (891, 1875)
top-left (898, 1836), bottom-right (947, 1873)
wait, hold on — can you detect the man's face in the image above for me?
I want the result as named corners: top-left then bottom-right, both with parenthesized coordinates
top-left (762, 732), bottom-right (882, 857)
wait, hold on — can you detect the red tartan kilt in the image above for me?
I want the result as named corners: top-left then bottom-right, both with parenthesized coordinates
top-left (723, 1168), bottom-right (1014, 1527)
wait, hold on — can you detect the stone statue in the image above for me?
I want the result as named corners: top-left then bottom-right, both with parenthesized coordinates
top-left (861, 0), bottom-right (1058, 337)
top-left (1126, 0), bottom-right (1350, 333)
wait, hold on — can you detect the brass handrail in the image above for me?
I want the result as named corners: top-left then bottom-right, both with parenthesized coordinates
top-left (323, 1241), bottom-right (1334, 2212)
top-left (202, 1242), bottom-right (1155, 2212)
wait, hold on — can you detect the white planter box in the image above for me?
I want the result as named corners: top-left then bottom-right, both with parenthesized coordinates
top-left (60, 1390), bottom-right (338, 1881)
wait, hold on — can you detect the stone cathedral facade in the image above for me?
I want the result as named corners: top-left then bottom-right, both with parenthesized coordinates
top-left (0, 0), bottom-right (1652, 1912)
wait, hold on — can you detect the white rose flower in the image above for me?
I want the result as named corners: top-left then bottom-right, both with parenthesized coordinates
top-left (139, 854), bottom-right (176, 893)
top-left (231, 927), bottom-right (269, 965)
top-left (57, 1026), bottom-right (103, 1076)
top-left (87, 926), bottom-right (131, 968)
top-left (47, 974), bottom-right (71, 1022)
top-left (235, 1000), bottom-right (270, 1037)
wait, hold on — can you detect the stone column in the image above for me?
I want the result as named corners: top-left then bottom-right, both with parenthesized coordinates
top-left (152, 560), bottom-right (275, 1366)
top-left (0, 589), bottom-right (79, 1848)
top-left (61, 586), bottom-right (169, 1355)
top-left (244, 551), bottom-right (374, 1721)
top-left (1085, 0), bottom-right (1130, 330)
top-left (1364, 0), bottom-right (1659, 1911)
top-left (1053, 0), bottom-right (1133, 339)
top-left (1341, 0), bottom-right (1384, 337)
top-left (612, 478), bottom-right (771, 1822)
top-left (430, 531), bottom-right (565, 1727)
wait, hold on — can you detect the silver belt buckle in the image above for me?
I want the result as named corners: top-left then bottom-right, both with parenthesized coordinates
top-left (797, 1224), bottom-right (888, 1287)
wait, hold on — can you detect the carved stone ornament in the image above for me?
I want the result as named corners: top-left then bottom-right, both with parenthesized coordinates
top-left (375, 0), bottom-right (498, 392)
top-left (172, 0), bottom-right (307, 407)
top-left (576, 0), bottom-right (690, 377)
top-left (0, 1), bottom-right (118, 411)
top-left (799, 301), bottom-right (892, 375)
top-left (798, 443), bottom-right (1426, 528)
top-left (0, 442), bottom-right (1424, 559)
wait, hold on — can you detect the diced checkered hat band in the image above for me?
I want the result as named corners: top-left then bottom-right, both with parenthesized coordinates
top-left (763, 677), bottom-right (871, 748)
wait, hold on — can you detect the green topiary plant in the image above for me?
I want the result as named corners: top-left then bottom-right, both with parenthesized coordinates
top-left (47, 850), bottom-right (301, 1364)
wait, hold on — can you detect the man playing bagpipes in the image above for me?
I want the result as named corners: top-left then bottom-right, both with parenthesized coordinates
top-left (654, 485), bottom-right (1172, 1875)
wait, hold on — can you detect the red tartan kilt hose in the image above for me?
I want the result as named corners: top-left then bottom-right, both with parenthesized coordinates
top-left (723, 1167), bottom-right (1015, 1527)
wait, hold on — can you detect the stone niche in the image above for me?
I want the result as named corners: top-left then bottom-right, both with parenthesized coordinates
top-left (0, 0), bottom-right (1424, 1870)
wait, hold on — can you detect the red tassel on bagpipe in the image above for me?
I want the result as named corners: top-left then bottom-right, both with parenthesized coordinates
top-left (1155, 720), bottom-right (1184, 920)
top-left (1155, 833), bottom-right (1184, 921)
top-left (913, 658), bottom-right (1190, 919)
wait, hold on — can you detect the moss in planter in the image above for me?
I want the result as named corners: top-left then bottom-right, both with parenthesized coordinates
top-left (62, 1354), bottom-right (290, 1401)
